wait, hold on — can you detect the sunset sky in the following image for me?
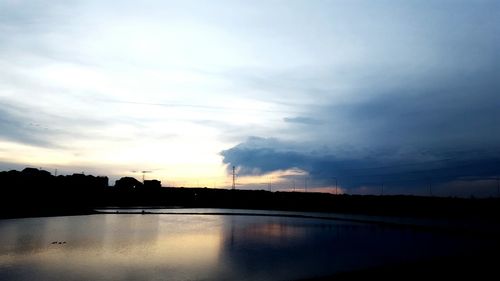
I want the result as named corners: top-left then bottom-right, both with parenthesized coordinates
top-left (1, 0), bottom-right (499, 196)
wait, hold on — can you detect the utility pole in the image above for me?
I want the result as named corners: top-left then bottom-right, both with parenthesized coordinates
top-left (232, 166), bottom-right (235, 190)
top-left (304, 177), bottom-right (308, 192)
top-left (497, 176), bottom-right (499, 198)
top-left (131, 170), bottom-right (152, 183)
top-left (333, 177), bottom-right (338, 195)
top-left (141, 171), bottom-right (152, 183)
top-left (293, 180), bottom-right (296, 192)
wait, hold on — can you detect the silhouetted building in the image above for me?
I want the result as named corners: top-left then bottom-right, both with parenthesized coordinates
top-left (144, 180), bottom-right (161, 189)
top-left (115, 177), bottom-right (143, 190)
top-left (22, 167), bottom-right (51, 177)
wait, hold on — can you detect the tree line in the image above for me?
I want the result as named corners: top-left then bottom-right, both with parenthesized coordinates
top-left (1, 167), bottom-right (499, 220)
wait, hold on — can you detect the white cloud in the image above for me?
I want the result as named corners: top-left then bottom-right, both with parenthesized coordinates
top-left (1, 0), bottom-right (499, 194)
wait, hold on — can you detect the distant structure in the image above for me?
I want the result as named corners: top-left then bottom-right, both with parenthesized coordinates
top-left (144, 179), bottom-right (161, 189)
top-left (497, 176), bottom-right (499, 198)
top-left (232, 166), bottom-right (236, 190)
top-left (115, 177), bottom-right (143, 190)
top-left (132, 170), bottom-right (152, 183)
top-left (333, 177), bottom-right (338, 195)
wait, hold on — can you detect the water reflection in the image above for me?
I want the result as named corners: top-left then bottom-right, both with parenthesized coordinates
top-left (219, 217), bottom-right (475, 281)
top-left (0, 213), bottom-right (486, 281)
top-left (0, 215), bottom-right (226, 281)
top-left (222, 219), bottom-right (362, 280)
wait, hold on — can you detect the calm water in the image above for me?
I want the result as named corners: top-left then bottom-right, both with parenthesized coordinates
top-left (0, 211), bottom-right (485, 281)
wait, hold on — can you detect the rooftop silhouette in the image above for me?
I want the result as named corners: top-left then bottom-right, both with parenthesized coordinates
top-left (1, 167), bottom-right (499, 220)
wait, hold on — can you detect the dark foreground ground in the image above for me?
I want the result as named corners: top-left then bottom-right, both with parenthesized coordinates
top-left (3, 185), bottom-right (500, 220)
top-left (302, 251), bottom-right (499, 281)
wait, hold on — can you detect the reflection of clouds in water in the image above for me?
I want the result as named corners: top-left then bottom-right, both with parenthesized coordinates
top-left (0, 215), bottom-right (226, 281)
top-left (0, 215), bottom-right (162, 254)
top-left (0, 216), bottom-right (62, 255)
top-left (219, 216), bottom-right (474, 281)
top-left (0, 214), bottom-right (488, 281)
top-left (219, 217), bottom-right (374, 280)
top-left (237, 222), bottom-right (306, 241)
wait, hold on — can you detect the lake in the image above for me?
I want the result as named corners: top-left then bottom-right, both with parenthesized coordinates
top-left (0, 209), bottom-right (489, 280)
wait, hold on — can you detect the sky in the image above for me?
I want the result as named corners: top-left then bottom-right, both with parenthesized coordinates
top-left (1, 0), bottom-right (499, 196)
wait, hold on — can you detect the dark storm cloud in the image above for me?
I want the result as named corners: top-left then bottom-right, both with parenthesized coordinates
top-left (221, 38), bottom-right (500, 192)
top-left (221, 67), bottom-right (500, 190)
top-left (324, 67), bottom-right (500, 150)
top-left (221, 137), bottom-right (500, 189)
top-left (221, 140), bottom-right (307, 176)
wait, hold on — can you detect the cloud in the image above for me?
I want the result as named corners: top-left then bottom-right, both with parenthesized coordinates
top-left (1, 0), bottom-right (499, 195)
top-left (220, 55), bottom-right (500, 193)
top-left (0, 102), bottom-right (57, 147)
top-left (0, 161), bottom-right (29, 172)
top-left (221, 139), bottom-right (308, 176)
top-left (283, 116), bottom-right (322, 125)
top-left (221, 137), bottom-right (500, 192)
top-left (218, 7), bottom-right (500, 191)
top-left (213, 0), bottom-right (500, 162)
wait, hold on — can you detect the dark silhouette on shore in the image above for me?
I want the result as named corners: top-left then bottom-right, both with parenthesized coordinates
top-left (0, 168), bottom-right (108, 218)
top-left (1, 167), bottom-right (500, 220)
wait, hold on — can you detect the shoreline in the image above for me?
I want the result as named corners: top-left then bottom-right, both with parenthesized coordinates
top-left (96, 209), bottom-right (500, 239)
top-left (3, 207), bottom-right (500, 239)
top-left (0, 209), bottom-right (98, 220)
